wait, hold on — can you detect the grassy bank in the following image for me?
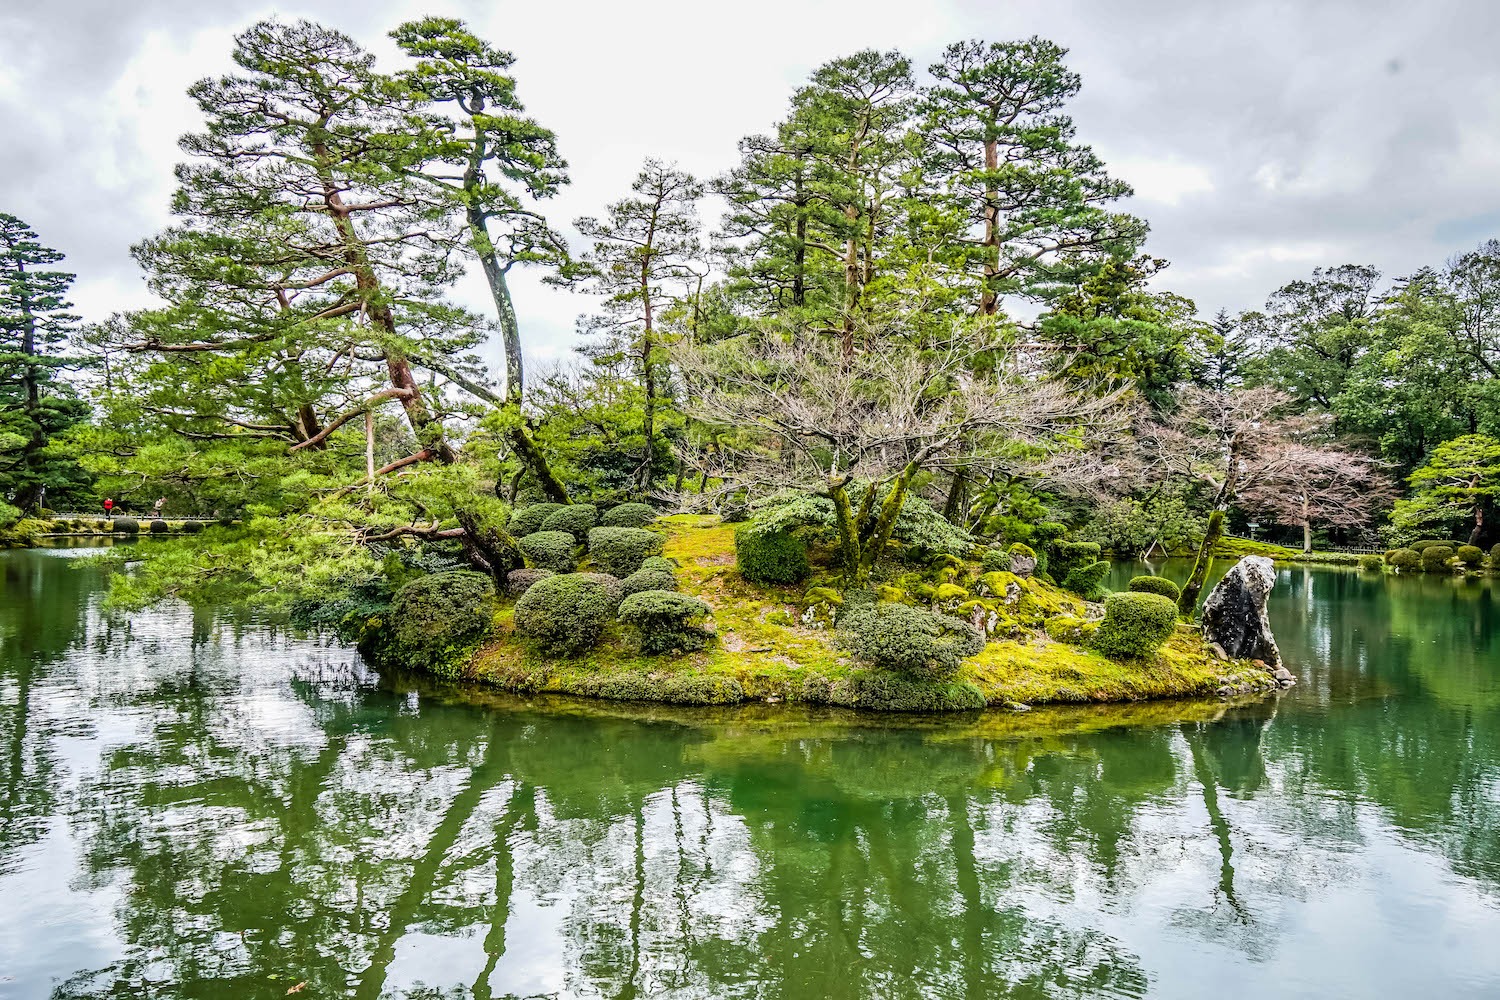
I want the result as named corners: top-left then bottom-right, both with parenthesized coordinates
top-left (466, 515), bottom-right (1277, 712)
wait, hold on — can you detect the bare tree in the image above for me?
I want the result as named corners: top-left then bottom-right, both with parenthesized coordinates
top-left (1241, 442), bottom-right (1397, 552)
top-left (677, 324), bottom-right (1124, 584)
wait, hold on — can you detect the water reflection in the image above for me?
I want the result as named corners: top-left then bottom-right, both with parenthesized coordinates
top-left (1, 549), bottom-right (1498, 998)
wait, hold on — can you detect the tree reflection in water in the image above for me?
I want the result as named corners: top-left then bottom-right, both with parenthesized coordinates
top-left (2, 547), bottom-right (1499, 998)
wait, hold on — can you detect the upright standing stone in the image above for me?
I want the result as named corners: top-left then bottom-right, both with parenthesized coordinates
top-left (1201, 556), bottom-right (1285, 674)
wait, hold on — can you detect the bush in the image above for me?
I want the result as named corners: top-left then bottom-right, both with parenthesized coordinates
top-left (639, 556), bottom-right (675, 573)
top-left (1390, 548), bottom-right (1421, 572)
top-left (149, 519), bottom-right (169, 534)
top-left (513, 573), bottom-right (615, 656)
top-left (1492, 543), bottom-right (1500, 566)
top-left (375, 571), bottom-right (496, 676)
top-left (1128, 575), bottom-right (1182, 602)
top-left (111, 516), bottom-right (140, 534)
top-left (980, 547), bottom-right (1009, 572)
top-left (735, 527), bottom-right (810, 584)
top-left (826, 671), bottom-right (986, 712)
top-left (620, 565), bottom-right (678, 598)
top-left (841, 603), bottom-right (985, 680)
top-left (181, 520), bottom-right (204, 534)
top-left (1455, 545), bottom-right (1484, 567)
top-left (504, 568), bottom-right (555, 597)
top-left (586, 526), bottom-right (664, 577)
top-left (519, 530), bottom-right (578, 573)
top-left (1061, 559), bottom-right (1110, 599)
top-left (1049, 540), bottom-right (1101, 581)
top-left (1091, 592), bottom-right (1178, 660)
top-left (541, 503), bottom-right (599, 541)
top-left (509, 503), bottom-right (565, 538)
top-left (1383, 549), bottom-right (1399, 564)
top-left (617, 590), bottom-right (715, 654)
top-left (600, 502), bottom-right (659, 528)
top-left (572, 571), bottom-right (625, 610)
top-left (1359, 554), bottom-right (1384, 572)
top-left (1420, 545), bottom-right (1453, 573)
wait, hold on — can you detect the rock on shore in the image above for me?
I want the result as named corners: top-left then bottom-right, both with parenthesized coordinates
top-left (1202, 556), bottom-right (1290, 683)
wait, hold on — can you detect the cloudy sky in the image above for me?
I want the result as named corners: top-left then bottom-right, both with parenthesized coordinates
top-left (3, 0), bottom-right (1497, 374)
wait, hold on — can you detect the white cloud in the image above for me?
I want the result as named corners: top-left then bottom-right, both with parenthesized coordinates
top-left (1113, 157), bottom-right (1214, 205)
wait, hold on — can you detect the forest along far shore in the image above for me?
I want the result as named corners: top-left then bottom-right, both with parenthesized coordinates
top-left (4, 18), bottom-right (1500, 712)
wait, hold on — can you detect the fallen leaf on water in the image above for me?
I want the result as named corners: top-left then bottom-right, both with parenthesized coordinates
top-left (286, 983), bottom-right (307, 995)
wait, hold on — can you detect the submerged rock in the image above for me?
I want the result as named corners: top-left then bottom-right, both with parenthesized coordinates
top-left (1202, 556), bottom-right (1284, 674)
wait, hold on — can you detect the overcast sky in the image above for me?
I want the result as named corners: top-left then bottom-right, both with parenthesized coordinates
top-left (3, 0), bottom-right (1497, 374)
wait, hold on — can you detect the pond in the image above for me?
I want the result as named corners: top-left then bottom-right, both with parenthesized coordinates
top-left (2, 545), bottom-right (1498, 998)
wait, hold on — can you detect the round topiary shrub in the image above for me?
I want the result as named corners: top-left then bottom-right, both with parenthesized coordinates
top-left (1455, 544), bottom-right (1484, 567)
top-left (735, 527), bottom-right (809, 585)
top-left (505, 567), bottom-right (556, 597)
top-left (1390, 548), bottom-right (1421, 572)
top-left (1359, 554), bottom-right (1384, 572)
top-left (1050, 540), bottom-right (1101, 581)
top-left (1128, 575), bottom-right (1182, 602)
top-left (980, 547), bottom-right (1009, 573)
top-left (1383, 549), bottom-right (1399, 564)
top-left (599, 502), bottom-right (659, 528)
top-left (572, 571), bottom-right (625, 610)
top-left (617, 590), bottom-right (715, 654)
top-left (375, 570), bottom-right (496, 676)
top-left (1091, 592), bottom-right (1178, 660)
top-left (586, 526), bottom-right (664, 577)
top-left (111, 516), bottom-right (140, 534)
top-left (620, 565), bottom-right (677, 599)
top-left (638, 556), bottom-right (674, 573)
top-left (1062, 559), bottom-right (1111, 599)
top-left (841, 603), bottom-right (986, 680)
top-left (509, 503), bottom-right (566, 538)
top-left (1491, 542), bottom-right (1500, 566)
top-left (519, 530), bottom-right (578, 573)
top-left (149, 519), bottom-right (169, 534)
top-left (181, 520), bottom-right (204, 534)
top-left (513, 573), bottom-right (615, 656)
top-left (540, 503), bottom-right (599, 541)
top-left (1420, 545), bottom-right (1453, 573)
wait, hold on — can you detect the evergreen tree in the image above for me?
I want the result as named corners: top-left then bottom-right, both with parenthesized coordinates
top-left (0, 214), bottom-right (88, 510)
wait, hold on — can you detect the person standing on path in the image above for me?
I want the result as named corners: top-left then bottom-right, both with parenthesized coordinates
top-left (153, 497), bottom-right (166, 517)
top-left (103, 498), bottom-right (114, 518)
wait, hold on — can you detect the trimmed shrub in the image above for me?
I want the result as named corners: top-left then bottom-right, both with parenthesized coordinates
top-left (620, 565), bottom-right (678, 599)
top-left (1061, 559), bottom-right (1110, 600)
top-left (509, 503), bottom-right (565, 538)
top-left (841, 603), bottom-right (986, 680)
top-left (540, 503), bottom-right (599, 541)
top-left (1420, 545), bottom-right (1453, 573)
top-left (1049, 540), bottom-right (1101, 581)
top-left (504, 567), bottom-right (555, 597)
top-left (617, 590), bottom-right (715, 654)
top-left (111, 517), bottom-right (140, 534)
top-left (1455, 545), bottom-right (1484, 567)
top-left (181, 520), bottom-right (204, 534)
top-left (149, 519), bottom-right (169, 534)
top-left (518, 530), bottom-right (578, 573)
top-left (1092, 592), bottom-right (1178, 660)
top-left (600, 502), bottom-right (659, 528)
top-left (375, 571), bottom-right (496, 676)
top-left (575, 671), bottom-right (744, 705)
top-left (1359, 554), bottom-right (1384, 572)
top-left (980, 547), bottom-right (1009, 573)
top-left (1383, 549), bottom-right (1399, 564)
top-left (1390, 548), bottom-right (1421, 572)
top-left (734, 527), bottom-right (809, 584)
top-left (1411, 539), bottom-right (1465, 552)
top-left (513, 573), bottom-right (615, 655)
top-left (826, 671), bottom-right (986, 712)
top-left (572, 571), bottom-right (625, 610)
top-left (1128, 575), bottom-right (1182, 602)
top-left (639, 556), bottom-right (675, 573)
top-left (1492, 542), bottom-right (1500, 566)
top-left (587, 526), bottom-right (664, 577)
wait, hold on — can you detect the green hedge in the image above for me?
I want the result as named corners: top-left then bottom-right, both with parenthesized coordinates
top-left (540, 503), bottom-right (599, 540)
top-left (1390, 548), bottom-right (1421, 572)
top-left (572, 571), bottom-right (625, 610)
top-left (509, 503), bottom-right (566, 538)
top-left (373, 571), bottom-right (496, 677)
top-left (513, 573), bottom-right (615, 656)
top-left (1359, 554), bottom-right (1384, 571)
top-left (1061, 559), bottom-right (1110, 599)
top-left (586, 526), bottom-right (663, 577)
top-left (519, 530), bottom-right (578, 573)
top-left (841, 603), bottom-right (985, 680)
top-left (617, 590), bottom-right (714, 654)
top-left (735, 528), bottom-right (809, 584)
top-left (619, 565), bottom-right (678, 598)
top-left (1455, 544), bottom-right (1484, 567)
top-left (600, 502), bottom-right (659, 528)
top-left (1091, 592), bottom-right (1177, 660)
top-left (1049, 540), bottom-right (1100, 582)
top-left (1128, 575), bottom-right (1182, 602)
top-left (1421, 545), bottom-right (1453, 572)
top-left (1492, 543), bottom-right (1500, 565)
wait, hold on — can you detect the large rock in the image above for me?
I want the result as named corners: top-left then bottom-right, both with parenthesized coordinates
top-left (1202, 556), bottom-right (1284, 673)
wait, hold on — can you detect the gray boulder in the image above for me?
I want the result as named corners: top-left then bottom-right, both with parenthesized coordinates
top-left (1009, 551), bottom-right (1037, 578)
top-left (1202, 556), bottom-right (1284, 673)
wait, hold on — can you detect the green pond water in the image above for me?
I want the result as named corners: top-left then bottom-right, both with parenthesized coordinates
top-left (2, 545), bottom-right (1499, 999)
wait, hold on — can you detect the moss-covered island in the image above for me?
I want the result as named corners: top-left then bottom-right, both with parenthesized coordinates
top-left (363, 508), bottom-right (1280, 713)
